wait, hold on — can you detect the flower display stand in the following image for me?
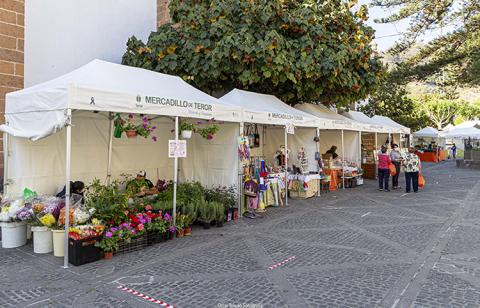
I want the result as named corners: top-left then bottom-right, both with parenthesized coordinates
top-left (68, 237), bottom-right (102, 266)
top-left (0, 221), bottom-right (27, 248)
top-left (31, 226), bottom-right (53, 253)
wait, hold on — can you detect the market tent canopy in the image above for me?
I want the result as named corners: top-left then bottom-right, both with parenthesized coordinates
top-left (341, 110), bottom-right (390, 133)
top-left (454, 120), bottom-right (480, 129)
top-left (1, 59), bottom-right (242, 140)
top-left (414, 127), bottom-right (440, 138)
top-left (219, 89), bottom-right (319, 127)
top-left (443, 127), bottom-right (480, 139)
top-left (371, 115), bottom-right (410, 134)
top-left (295, 103), bottom-right (367, 131)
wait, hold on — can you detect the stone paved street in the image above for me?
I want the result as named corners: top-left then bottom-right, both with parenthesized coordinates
top-left (1, 161), bottom-right (479, 308)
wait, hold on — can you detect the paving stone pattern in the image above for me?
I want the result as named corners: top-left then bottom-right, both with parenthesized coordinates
top-left (0, 161), bottom-right (479, 307)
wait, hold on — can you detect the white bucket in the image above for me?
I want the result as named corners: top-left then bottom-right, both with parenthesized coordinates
top-left (0, 221), bottom-right (27, 248)
top-left (181, 130), bottom-right (193, 139)
top-left (52, 229), bottom-right (65, 257)
top-left (31, 226), bottom-right (53, 254)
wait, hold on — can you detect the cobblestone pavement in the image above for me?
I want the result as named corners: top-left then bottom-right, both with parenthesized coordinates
top-left (1, 161), bottom-right (479, 307)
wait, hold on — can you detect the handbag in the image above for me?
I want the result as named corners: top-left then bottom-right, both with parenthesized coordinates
top-left (252, 124), bottom-right (260, 148)
top-left (389, 163), bottom-right (397, 176)
top-left (418, 173), bottom-right (425, 188)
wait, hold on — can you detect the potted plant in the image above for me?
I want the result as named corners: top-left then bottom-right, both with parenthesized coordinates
top-left (213, 202), bottom-right (225, 227)
top-left (0, 199), bottom-right (29, 248)
top-left (180, 121), bottom-right (196, 139)
top-left (197, 198), bottom-right (214, 229)
top-left (95, 231), bottom-right (118, 260)
top-left (197, 124), bottom-right (220, 140)
top-left (123, 121), bottom-right (138, 138)
top-left (183, 202), bottom-right (197, 236)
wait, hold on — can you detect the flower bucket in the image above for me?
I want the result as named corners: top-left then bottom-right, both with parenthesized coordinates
top-left (31, 226), bottom-right (53, 254)
top-left (104, 251), bottom-right (113, 260)
top-left (125, 130), bottom-right (137, 138)
top-left (176, 228), bottom-right (184, 237)
top-left (184, 226), bottom-right (192, 236)
top-left (181, 130), bottom-right (193, 139)
top-left (0, 221), bottom-right (27, 248)
top-left (52, 229), bottom-right (65, 257)
top-left (26, 224), bottom-right (32, 240)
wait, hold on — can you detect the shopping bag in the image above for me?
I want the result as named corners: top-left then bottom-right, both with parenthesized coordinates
top-left (389, 163), bottom-right (397, 176)
top-left (418, 174), bottom-right (425, 188)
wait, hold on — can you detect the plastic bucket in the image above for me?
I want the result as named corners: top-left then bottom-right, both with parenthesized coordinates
top-left (31, 226), bottom-right (53, 254)
top-left (181, 130), bottom-right (192, 139)
top-left (0, 221), bottom-right (27, 248)
top-left (52, 229), bottom-right (65, 257)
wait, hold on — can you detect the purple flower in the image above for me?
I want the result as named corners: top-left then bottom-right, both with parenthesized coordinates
top-left (164, 213), bottom-right (171, 221)
top-left (152, 136), bottom-right (157, 142)
top-left (131, 229), bottom-right (137, 234)
top-left (142, 123), bottom-right (148, 129)
top-left (106, 232), bottom-right (113, 238)
top-left (110, 227), bottom-right (118, 232)
top-left (142, 116), bottom-right (148, 122)
top-left (128, 114), bottom-right (133, 119)
top-left (169, 226), bottom-right (176, 233)
top-left (152, 126), bottom-right (157, 130)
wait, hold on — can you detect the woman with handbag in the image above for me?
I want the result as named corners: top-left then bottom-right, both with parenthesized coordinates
top-left (402, 147), bottom-right (421, 193)
top-left (377, 146), bottom-right (391, 192)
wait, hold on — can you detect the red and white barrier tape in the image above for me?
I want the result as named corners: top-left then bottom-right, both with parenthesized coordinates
top-left (117, 285), bottom-right (175, 308)
top-left (268, 256), bottom-right (296, 270)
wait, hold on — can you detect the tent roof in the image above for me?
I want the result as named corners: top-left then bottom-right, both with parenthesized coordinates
top-left (295, 103), bottom-right (368, 131)
top-left (219, 89), bottom-right (318, 127)
top-left (2, 59), bottom-right (242, 140)
top-left (371, 115), bottom-right (410, 134)
top-left (414, 127), bottom-right (440, 138)
top-left (443, 126), bottom-right (480, 139)
top-left (341, 110), bottom-right (391, 133)
top-left (454, 120), bottom-right (480, 129)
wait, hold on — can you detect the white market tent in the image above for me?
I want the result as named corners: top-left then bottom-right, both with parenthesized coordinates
top-left (341, 110), bottom-right (388, 133)
top-left (371, 115), bottom-right (410, 135)
top-left (443, 127), bottom-right (480, 139)
top-left (219, 89), bottom-right (323, 202)
top-left (414, 127), bottom-right (440, 138)
top-left (295, 103), bottom-right (365, 131)
top-left (1, 59), bottom-right (243, 267)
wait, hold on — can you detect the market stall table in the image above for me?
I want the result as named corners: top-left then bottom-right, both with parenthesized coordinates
top-left (288, 174), bottom-right (321, 199)
top-left (417, 151), bottom-right (439, 162)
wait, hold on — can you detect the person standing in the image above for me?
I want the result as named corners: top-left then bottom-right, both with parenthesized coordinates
top-left (402, 147), bottom-right (421, 193)
top-left (390, 144), bottom-right (402, 189)
top-left (451, 143), bottom-right (457, 159)
top-left (377, 146), bottom-right (391, 192)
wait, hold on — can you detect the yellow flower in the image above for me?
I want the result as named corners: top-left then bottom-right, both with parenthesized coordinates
top-left (39, 213), bottom-right (56, 227)
top-left (167, 45), bottom-right (177, 55)
top-left (157, 52), bottom-right (166, 60)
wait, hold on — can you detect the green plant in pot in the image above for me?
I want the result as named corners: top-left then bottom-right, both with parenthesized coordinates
top-left (95, 232), bottom-right (118, 260)
top-left (197, 198), bottom-right (214, 229)
top-left (213, 202), bottom-right (225, 227)
top-left (197, 124), bottom-right (220, 140)
top-left (180, 121), bottom-right (196, 139)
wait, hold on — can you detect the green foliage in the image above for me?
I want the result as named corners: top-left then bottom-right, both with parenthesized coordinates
top-left (212, 201), bottom-right (225, 222)
top-left (359, 74), bottom-right (428, 131)
top-left (180, 121), bottom-right (196, 132)
top-left (204, 186), bottom-right (237, 208)
top-left (197, 124), bottom-right (220, 140)
top-left (95, 236), bottom-right (118, 252)
top-left (460, 102), bottom-right (480, 121)
top-left (85, 179), bottom-right (128, 226)
top-left (146, 217), bottom-right (167, 233)
top-left (197, 198), bottom-right (215, 224)
top-left (372, 0), bottom-right (480, 86)
top-left (183, 202), bottom-right (198, 225)
top-left (122, 0), bottom-right (383, 107)
top-left (177, 182), bottom-right (204, 207)
top-left (414, 94), bottom-right (465, 130)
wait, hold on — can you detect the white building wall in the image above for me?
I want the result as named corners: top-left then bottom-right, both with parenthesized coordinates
top-left (25, 0), bottom-right (156, 86)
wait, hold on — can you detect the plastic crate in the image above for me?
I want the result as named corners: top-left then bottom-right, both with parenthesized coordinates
top-left (68, 237), bottom-right (101, 266)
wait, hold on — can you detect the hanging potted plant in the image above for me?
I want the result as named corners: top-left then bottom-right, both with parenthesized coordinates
top-left (123, 120), bottom-right (138, 138)
top-left (197, 124), bottom-right (220, 140)
top-left (180, 121), bottom-right (196, 139)
top-left (0, 199), bottom-right (29, 248)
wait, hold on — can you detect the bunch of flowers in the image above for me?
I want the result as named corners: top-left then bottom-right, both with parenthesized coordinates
top-left (0, 199), bottom-right (25, 222)
top-left (68, 224), bottom-right (105, 240)
top-left (164, 212), bottom-right (176, 233)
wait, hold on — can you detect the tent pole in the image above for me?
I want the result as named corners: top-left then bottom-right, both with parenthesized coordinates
top-left (238, 122), bottom-right (244, 216)
top-left (106, 112), bottom-right (113, 185)
top-left (341, 129), bottom-right (345, 190)
top-left (3, 132), bottom-right (8, 197)
top-left (388, 132), bottom-right (392, 150)
top-left (173, 117), bottom-right (179, 227)
top-left (63, 108), bottom-right (72, 269)
top-left (358, 131), bottom-right (362, 166)
top-left (316, 127), bottom-right (321, 197)
top-left (284, 127), bottom-right (288, 206)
